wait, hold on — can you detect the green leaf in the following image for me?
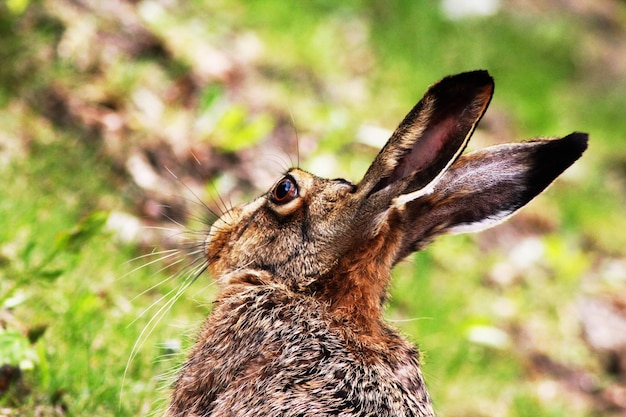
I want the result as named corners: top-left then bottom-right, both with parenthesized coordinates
top-left (0, 329), bottom-right (37, 368)
top-left (199, 84), bottom-right (224, 112)
top-left (38, 269), bottom-right (65, 281)
top-left (211, 105), bottom-right (274, 152)
top-left (53, 211), bottom-right (109, 254)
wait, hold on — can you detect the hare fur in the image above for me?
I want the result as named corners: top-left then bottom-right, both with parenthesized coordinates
top-left (167, 70), bottom-right (587, 416)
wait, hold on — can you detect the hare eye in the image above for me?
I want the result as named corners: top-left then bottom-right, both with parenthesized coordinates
top-left (272, 177), bottom-right (298, 205)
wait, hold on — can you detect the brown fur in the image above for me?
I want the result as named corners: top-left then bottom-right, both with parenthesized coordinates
top-left (166, 71), bottom-right (587, 416)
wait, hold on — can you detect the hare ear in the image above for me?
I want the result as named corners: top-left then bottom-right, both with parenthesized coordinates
top-left (397, 132), bottom-right (588, 256)
top-left (358, 70), bottom-right (494, 203)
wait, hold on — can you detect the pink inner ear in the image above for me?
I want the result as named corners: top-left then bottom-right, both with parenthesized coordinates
top-left (388, 116), bottom-right (457, 185)
top-left (363, 72), bottom-right (494, 198)
top-left (410, 116), bottom-right (456, 171)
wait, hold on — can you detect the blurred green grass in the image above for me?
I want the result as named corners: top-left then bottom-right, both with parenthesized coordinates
top-left (0, 0), bottom-right (625, 416)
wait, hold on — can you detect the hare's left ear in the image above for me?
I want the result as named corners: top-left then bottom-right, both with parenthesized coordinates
top-left (357, 70), bottom-right (494, 206)
top-left (395, 132), bottom-right (588, 257)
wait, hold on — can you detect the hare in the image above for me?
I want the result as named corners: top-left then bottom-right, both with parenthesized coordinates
top-left (166, 70), bottom-right (587, 416)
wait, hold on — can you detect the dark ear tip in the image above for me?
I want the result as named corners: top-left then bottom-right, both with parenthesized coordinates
top-left (432, 70), bottom-right (495, 105)
top-left (442, 70), bottom-right (494, 89)
top-left (461, 69), bottom-right (493, 84)
top-left (526, 132), bottom-right (588, 189)
top-left (562, 132), bottom-right (589, 156)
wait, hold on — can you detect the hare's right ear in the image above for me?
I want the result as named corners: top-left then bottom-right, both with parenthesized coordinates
top-left (357, 70), bottom-right (494, 209)
top-left (416, 132), bottom-right (588, 235)
top-left (391, 132), bottom-right (588, 259)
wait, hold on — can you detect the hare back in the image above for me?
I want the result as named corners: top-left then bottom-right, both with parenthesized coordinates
top-left (168, 272), bottom-right (434, 417)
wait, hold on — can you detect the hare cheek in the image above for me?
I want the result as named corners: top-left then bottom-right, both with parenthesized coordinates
top-left (204, 204), bottom-right (248, 258)
top-left (207, 198), bottom-right (265, 247)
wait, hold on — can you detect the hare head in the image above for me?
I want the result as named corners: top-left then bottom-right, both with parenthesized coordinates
top-left (204, 70), bottom-right (586, 329)
top-left (169, 70), bottom-right (587, 416)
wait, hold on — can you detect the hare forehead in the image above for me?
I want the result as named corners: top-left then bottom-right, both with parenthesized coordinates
top-left (289, 168), bottom-right (356, 197)
top-left (287, 168), bottom-right (316, 194)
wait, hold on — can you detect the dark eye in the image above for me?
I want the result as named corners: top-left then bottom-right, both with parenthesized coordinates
top-left (272, 176), bottom-right (298, 205)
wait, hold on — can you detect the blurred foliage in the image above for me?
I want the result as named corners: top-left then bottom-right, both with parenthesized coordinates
top-left (0, 0), bottom-right (625, 416)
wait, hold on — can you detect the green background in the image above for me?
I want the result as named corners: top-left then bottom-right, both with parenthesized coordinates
top-left (1, 0), bottom-right (625, 415)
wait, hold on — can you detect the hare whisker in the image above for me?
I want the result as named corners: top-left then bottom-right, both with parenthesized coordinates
top-left (123, 267), bottom-right (198, 403)
top-left (121, 249), bottom-right (181, 282)
top-left (287, 106), bottom-right (300, 169)
top-left (385, 317), bottom-right (434, 323)
top-left (131, 261), bottom-right (195, 306)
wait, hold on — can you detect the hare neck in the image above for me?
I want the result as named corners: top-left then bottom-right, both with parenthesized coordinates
top-left (323, 270), bottom-right (390, 338)
top-left (318, 231), bottom-right (399, 339)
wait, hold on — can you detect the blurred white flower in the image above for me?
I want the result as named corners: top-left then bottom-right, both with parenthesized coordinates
top-left (442, 0), bottom-right (501, 19)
